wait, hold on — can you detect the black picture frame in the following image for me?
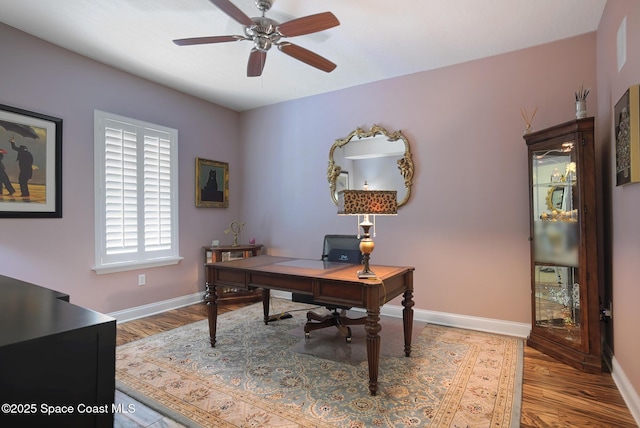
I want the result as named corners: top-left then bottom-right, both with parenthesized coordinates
top-left (0, 104), bottom-right (62, 218)
top-left (196, 157), bottom-right (229, 208)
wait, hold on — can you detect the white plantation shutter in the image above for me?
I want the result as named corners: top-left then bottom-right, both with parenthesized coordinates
top-left (143, 132), bottom-right (172, 252)
top-left (94, 111), bottom-right (180, 274)
top-left (105, 122), bottom-right (138, 256)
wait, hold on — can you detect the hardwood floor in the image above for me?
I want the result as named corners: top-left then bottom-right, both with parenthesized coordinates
top-left (521, 346), bottom-right (636, 427)
top-left (116, 301), bottom-right (637, 428)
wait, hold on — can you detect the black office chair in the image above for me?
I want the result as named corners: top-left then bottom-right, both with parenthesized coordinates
top-left (292, 234), bottom-right (366, 343)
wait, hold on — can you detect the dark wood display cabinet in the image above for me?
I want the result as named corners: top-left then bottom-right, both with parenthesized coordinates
top-left (524, 117), bottom-right (602, 373)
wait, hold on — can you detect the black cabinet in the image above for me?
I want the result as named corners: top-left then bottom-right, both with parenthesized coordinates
top-left (0, 275), bottom-right (116, 427)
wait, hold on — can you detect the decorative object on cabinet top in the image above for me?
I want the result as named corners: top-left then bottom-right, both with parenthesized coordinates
top-left (520, 106), bottom-right (538, 135)
top-left (328, 124), bottom-right (413, 209)
top-left (224, 221), bottom-right (245, 247)
top-left (575, 85), bottom-right (589, 119)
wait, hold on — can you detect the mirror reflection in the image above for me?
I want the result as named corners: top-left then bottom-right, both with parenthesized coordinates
top-left (328, 125), bottom-right (414, 208)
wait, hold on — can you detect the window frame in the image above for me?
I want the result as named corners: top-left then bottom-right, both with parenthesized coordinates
top-left (93, 110), bottom-right (181, 274)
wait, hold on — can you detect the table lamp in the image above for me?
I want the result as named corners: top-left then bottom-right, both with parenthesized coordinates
top-left (338, 189), bottom-right (397, 278)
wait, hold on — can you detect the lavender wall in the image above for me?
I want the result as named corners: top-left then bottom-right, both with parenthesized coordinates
top-left (596, 0), bottom-right (640, 412)
top-left (239, 33), bottom-right (597, 324)
top-left (0, 24), bottom-right (242, 313)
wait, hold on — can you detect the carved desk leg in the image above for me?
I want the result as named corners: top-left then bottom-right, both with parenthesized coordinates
top-left (204, 274), bottom-right (218, 347)
top-left (365, 305), bottom-right (381, 396)
top-left (402, 270), bottom-right (415, 357)
top-left (262, 288), bottom-right (271, 324)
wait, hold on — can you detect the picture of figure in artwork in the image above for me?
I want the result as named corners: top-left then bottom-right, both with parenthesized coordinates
top-left (10, 137), bottom-right (34, 197)
top-left (0, 120), bottom-right (46, 203)
top-left (201, 167), bottom-right (223, 202)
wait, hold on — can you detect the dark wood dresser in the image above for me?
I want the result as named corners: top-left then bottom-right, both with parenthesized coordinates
top-left (0, 275), bottom-right (116, 427)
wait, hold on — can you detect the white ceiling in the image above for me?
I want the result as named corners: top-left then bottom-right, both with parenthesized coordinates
top-left (0, 0), bottom-right (606, 112)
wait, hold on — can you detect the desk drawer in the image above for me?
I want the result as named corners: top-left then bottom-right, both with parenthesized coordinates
top-left (249, 273), bottom-right (313, 293)
top-left (213, 269), bottom-right (248, 290)
top-left (315, 280), bottom-right (365, 307)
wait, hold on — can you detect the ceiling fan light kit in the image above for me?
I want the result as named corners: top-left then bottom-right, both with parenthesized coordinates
top-left (173, 0), bottom-right (339, 77)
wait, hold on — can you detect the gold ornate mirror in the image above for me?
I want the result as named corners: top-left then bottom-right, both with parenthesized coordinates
top-left (546, 186), bottom-right (565, 211)
top-left (328, 124), bottom-right (414, 208)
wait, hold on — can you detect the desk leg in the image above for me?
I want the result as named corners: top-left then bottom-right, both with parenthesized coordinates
top-left (205, 278), bottom-right (218, 347)
top-left (365, 308), bottom-right (381, 396)
top-left (262, 289), bottom-right (270, 324)
top-left (402, 271), bottom-right (415, 357)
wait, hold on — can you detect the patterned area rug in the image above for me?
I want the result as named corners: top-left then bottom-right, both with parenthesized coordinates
top-left (116, 299), bottom-right (523, 427)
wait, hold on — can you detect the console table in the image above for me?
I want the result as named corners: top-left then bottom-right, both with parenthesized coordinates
top-left (205, 255), bottom-right (415, 395)
top-left (203, 244), bottom-right (263, 303)
top-left (0, 275), bottom-right (116, 427)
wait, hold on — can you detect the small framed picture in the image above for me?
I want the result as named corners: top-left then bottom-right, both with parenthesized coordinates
top-left (196, 157), bottom-right (228, 208)
top-left (0, 103), bottom-right (62, 218)
top-left (615, 85), bottom-right (640, 186)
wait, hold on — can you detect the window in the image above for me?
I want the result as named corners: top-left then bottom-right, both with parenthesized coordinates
top-left (93, 110), bottom-right (181, 274)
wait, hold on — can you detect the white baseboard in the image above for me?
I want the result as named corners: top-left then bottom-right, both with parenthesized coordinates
top-left (110, 290), bottom-right (530, 337)
top-left (612, 356), bottom-right (640, 426)
top-left (383, 305), bottom-right (531, 338)
top-left (108, 292), bottom-right (204, 323)
top-left (272, 290), bottom-right (531, 338)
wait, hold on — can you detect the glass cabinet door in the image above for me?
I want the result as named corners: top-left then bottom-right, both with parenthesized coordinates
top-left (531, 140), bottom-right (582, 346)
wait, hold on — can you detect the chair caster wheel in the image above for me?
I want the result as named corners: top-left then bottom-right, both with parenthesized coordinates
top-left (305, 332), bottom-right (310, 339)
top-left (346, 327), bottom-right (352, 343)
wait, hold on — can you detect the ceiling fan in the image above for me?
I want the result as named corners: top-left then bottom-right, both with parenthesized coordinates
top-left (173, 0), bottom-right (340, 77)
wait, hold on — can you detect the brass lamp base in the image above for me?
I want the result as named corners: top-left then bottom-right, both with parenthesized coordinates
top-left (357, 268), bottom-right (377, 279)
top-left (358, 225), bottom-right (376, 279)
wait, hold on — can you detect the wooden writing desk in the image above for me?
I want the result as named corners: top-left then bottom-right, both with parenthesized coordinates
top-left (205, 255), bottom-right (415, 395)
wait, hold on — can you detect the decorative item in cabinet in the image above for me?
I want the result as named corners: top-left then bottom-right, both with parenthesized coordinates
top-left (524, 117), bottom-right (602, 373)
top-left (203, 244), bottom-right (263, 303)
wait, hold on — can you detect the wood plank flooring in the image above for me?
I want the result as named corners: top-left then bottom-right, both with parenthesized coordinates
top-left (116, 301), bottom-right (637, 428)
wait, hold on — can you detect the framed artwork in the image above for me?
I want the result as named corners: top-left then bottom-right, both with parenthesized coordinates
top-left (0, 104), bottom-right (62, 218)
top-left (615, 85), bottom-right (640, 186)
top-left (196, 157), bottom-right (228, 208)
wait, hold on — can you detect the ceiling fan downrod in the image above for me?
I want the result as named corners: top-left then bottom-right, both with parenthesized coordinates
top-left (255, 0), bottom-right (273, 14)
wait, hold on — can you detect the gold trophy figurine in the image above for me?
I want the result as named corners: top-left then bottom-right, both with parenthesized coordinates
top-left (224, 221), bottom-right (244, 247)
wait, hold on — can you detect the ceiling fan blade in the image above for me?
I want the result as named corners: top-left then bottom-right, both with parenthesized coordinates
top-left (278, 43), bottom-right (336, 73)
top-left (278, 12), bottom-right (339, 37)
top-left (173, 35), bottom-right (243, 46)
top-left (247, 49), bottom-right (267, 77)
top-left (209, 0), bottom-right (254, 26)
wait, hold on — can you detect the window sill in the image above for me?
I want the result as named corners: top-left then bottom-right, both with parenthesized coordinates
top-left (92, 256), bottom-right (183, 275)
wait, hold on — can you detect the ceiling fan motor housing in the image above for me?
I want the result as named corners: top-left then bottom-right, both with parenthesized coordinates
top-left (245, 16), bottom-right (280, 51)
